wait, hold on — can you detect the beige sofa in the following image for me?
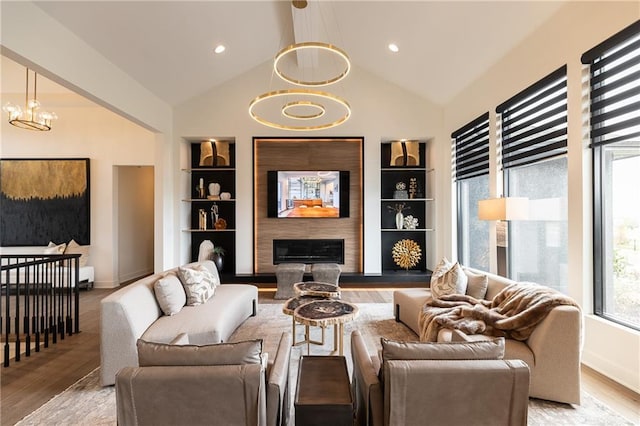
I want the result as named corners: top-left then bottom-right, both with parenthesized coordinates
top-left (351, 330), bottom-right (530, 426)
top-left (100, 260), bottom-right (258, 386)
top-left (116, 332), bottom-right (292, 426)
top-left (393, 268), bottom-right (582, 405)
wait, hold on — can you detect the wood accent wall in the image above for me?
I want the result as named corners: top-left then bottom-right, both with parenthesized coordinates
top-left (254, 138), bottom-right (363, 274)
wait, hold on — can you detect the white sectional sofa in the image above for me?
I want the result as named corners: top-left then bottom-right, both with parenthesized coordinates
top-left (100, 260), bottom-right (258, 386)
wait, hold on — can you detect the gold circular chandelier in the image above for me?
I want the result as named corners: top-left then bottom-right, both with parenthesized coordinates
top-left (249, 89), bottom-right (351, 131)
top-left (282, 100), bottom-right (326, 120)
top-left (273, 42), bottom-right (351, 87)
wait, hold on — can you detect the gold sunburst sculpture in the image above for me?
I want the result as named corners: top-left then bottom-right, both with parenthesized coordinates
top-left (392, 239), bottom-right (422, 271)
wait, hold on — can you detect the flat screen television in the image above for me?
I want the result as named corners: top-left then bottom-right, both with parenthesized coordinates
top-left (267, 170), bottom-right (350, 218)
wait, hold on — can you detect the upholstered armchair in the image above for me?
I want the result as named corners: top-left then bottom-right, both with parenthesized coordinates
top-left (116, 332), bottom-right (291, 426)
top-left (350, 330), bottom-right (530, 426)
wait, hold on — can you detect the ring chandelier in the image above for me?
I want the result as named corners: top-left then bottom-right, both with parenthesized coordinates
top-left (249, 89), bottom-right (351, 131)
top-left (274, 42), bottom-right (351, 87)
top-left (250, 34), bottom-right (352, 131)
top-left (282, 101), bottom-right (326, 120)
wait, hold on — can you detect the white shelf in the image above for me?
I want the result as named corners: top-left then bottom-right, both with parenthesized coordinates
top-left (182, 229), bottom-right (235, 233)
top-left (181, 168), bottom-right (236, 172)
top-left (183, 198), bottom-right (236, 202)
top-left (381, 228), bottom-right (434, 232)
top-left (381, 198), bottom-right (434, 202)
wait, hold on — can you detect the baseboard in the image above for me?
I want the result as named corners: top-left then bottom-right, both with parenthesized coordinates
top-left (93, 280), bottom-right (117, 289)
top-left (118, 268), bottom-right (153, 284)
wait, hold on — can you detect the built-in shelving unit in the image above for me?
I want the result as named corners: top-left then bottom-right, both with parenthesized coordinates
top-left (380, 140), bottom-right (433, 273)
top-left (182, 140), bottom-right (236, 275)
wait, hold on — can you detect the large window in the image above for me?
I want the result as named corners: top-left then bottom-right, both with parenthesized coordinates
top-left (583, 20), bottom-right (640, 330)
top-left (453, 113), bottom-right (490, 270)
top-left (497, 66), bottom-right (568, 292)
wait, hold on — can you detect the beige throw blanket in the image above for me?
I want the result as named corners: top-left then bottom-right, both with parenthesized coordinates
top-left (419, 283), bottom-right (579, 342)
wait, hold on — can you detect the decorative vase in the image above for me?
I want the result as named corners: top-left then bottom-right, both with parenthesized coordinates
top-left (208, 183), bottom-right (221, 197)
top-left (212, 253), bottom-right (224, 272)
top-left (395, 212), bottom-right (404, 230)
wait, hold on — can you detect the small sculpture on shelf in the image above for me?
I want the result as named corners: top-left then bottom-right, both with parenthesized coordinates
top-left (196, 178), bottom-right (206, 198)
top-left (198, 209), bottom-right (207, 230)
top-left (408, 176), bottom-right (423, 199)
top-left (210, 203), bottom-right (219, 226)
top-left (199, 141), bottom-right (215, 166)
top-left (393, 181), bottom-right (408, 199)
top-left (403, 215), bottom-right (419, 230)
top-left (208, 182), bottom-right (221, 199)
top-left (387, 203), bottom-right (410, 230)
top-left (392, 238), bottom-right (422, 271)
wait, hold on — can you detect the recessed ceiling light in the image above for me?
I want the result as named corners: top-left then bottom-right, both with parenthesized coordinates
top-left (388, 43), bottom-right (399, 53)
top-left (214, 44), bottom-right (226, 54)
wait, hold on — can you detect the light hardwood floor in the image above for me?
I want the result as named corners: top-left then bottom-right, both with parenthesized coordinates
top-left (2, 287), bottom-right (639, 425)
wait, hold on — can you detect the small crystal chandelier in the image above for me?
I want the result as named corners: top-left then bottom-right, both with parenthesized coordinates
top-left (3, 68), bottom-right (57, 131)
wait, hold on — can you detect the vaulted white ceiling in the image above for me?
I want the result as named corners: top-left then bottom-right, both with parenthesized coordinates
top-left (4, 1), bottom-right (567, 107)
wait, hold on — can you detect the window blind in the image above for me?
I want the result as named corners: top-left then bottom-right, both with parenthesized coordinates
top-left (496, 66), bottom-right (567, 169)
top-left (582, 20), bottom-right (640, 148)
top-left (452, 112), bottom-right (489, 181)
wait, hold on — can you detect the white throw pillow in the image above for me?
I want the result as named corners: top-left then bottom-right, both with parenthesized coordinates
top-left (44, 241), bottom-right (66, 255)
top-left (154, 273), bottom-right (187, 315)
top-left (430, 257), bottom-right (452, 284)
top-left (64, 239), bottom-right (90, 267)
top-left (193, 263), bottom-right (220, 288)
top-left (178, 266), bottom-right (216, 306)
top-left (431, 261), bottom-right (468, 299)
top-left (464, 269), bottom-right (489, 300)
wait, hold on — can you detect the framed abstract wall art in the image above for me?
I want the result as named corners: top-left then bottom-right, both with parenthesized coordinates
top-left (0, 158), bottom-right (90, 246)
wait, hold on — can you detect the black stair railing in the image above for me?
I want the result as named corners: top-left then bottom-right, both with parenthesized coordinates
top-left (0, 254), bottom-right (80, 367)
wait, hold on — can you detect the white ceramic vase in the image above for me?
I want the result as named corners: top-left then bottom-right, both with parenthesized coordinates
top-left (395, 212), bottom-right (404, 230)
top-left (208, 183), bottom-right (221, 197)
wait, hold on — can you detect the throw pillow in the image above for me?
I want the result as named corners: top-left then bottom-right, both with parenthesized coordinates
top-left (44, 241), bottom-right (66, 255)
top-left (464, 269), bottom-right (489, 300)
top-left (430, 257), bottom-right (453, 285)
top-left (154, 273), bottom-right (187, 316)
top-left (64, 239), bottom-right (90, 267)
top-left (137, 338), bottom-right (263, 366)
top-left (431, 262), bottom-right (468, 299)
top-left (381, 337), bottom-right (505, 362)
top-left (64, 240), bottom-right (89, 267)
top-left (177, 266), bottom-right (216, 306)
top-left (192, 263), bottom-right (220, 288)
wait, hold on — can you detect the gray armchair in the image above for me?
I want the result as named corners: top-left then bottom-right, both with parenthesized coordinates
top-left (351, 330), bottom-right (530, 426)
top-left (116, 332), bottom-right (291, 426)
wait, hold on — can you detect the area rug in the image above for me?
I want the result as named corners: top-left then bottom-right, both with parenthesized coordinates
top-left (16, 303), bottom-right (635, 426)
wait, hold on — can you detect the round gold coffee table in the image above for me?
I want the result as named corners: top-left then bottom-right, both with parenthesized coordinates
top-left (293, 300), bottom-right (359, 356)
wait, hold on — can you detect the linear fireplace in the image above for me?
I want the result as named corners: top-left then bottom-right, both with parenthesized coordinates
top-left (273, 239), bottom-right (345, 264)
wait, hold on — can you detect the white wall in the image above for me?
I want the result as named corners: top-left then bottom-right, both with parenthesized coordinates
top-left (1, 100), bottom-right (157, 287)
top-left (174, 61), bottom-right (444, 274)
top-left (116, 166), bottom-right (154, 283)
top-left (443, 1), bottom-right (640, 393)
top-left (1, 1), bottom-right (176, 273)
